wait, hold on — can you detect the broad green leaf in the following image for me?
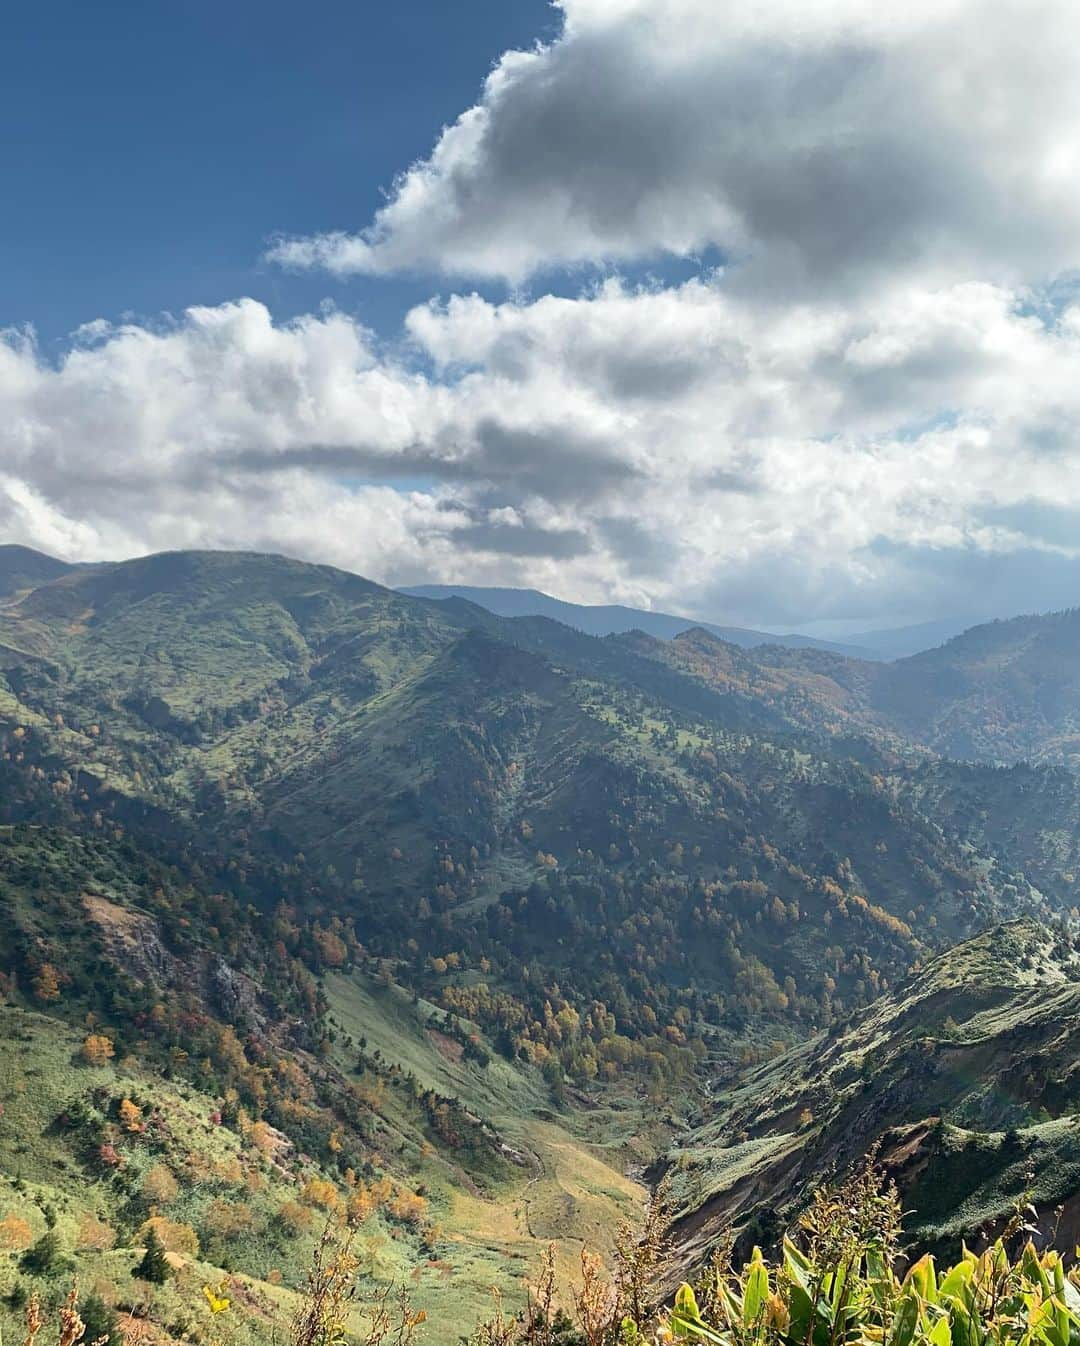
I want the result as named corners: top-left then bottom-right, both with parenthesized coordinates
top-left (744, 1247), bottom-right (769, 1324)
top-left (887, 1292), bottom-right (920, 1346)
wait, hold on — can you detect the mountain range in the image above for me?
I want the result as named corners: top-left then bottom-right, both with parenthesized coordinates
top-left (0, 543), bottom-right (1078, 1341)
top-left (401, 582), bottom-right (985, 660)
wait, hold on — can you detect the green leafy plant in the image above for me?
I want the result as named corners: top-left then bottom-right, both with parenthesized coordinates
top-left (669, 1166), bottom-right (1080, 1346)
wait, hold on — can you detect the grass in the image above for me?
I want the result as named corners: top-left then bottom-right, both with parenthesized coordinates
top-left (323, 970), bottom-right (651, 1335)
top-left (0, 1001), bottom-right (481, 1346)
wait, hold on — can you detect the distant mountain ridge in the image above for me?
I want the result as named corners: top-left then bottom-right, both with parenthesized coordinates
top-left (402, 583), bottom-right (991, 660)
top-left (640, 608), bottom-right (1080, 766)
top-left (402, 583), bottom-right (878, 658)
top-left (0, 552), bottom-right (997, 659)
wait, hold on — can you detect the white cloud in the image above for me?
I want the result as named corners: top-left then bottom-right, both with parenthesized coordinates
top-left (267, 0), bottom-right (1080, 295)
top-left (13, 0), bottom-right (1080, 626)
top-left (4, 278), bottom-right (1080, 625)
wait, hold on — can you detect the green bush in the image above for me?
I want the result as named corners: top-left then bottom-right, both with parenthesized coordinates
top-left (668, 1168), bottom-right (1080, 1346)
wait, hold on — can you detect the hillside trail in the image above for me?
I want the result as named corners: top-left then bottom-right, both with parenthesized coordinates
top-left (518, 1142), bottom-right (546, 1240)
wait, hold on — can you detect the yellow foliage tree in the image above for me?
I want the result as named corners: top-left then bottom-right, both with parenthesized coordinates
top-left (301, 1177), bottom-right (341, 1211)
top-left (80, 1035), bottom-right (115, 1067)
top-left (119, 1098), bottom-right (143, 1132)
top-left (276, 1200), bottom-right (313, 1234)
top-left (32, 963), bottom-right (61, 1003)
top-left (139, 1216), bottom-right (199, 1257)
top-left (388, 1190), bottom-right (428, 1225)
top-left (142, 1164), bottom-right (179, 1206)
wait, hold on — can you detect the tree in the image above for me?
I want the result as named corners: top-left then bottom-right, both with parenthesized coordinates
top-left (118, 1098), bottom-right (143, 1132)
top-left (32, 964), bottom-right (61, 1003)
top-left (135, 1226), bottom-right (171, 1284)
top-left (142, 1164), bottom-right (179, 1207)
top-left (81, 1035), bottom-right (115, 1067)
top-left (20, 1230), bottom-right (63, 1275)
top-left (76, 1213), bottom-right (115, 1250)
top-left (80, 1291), bottom-right (118, 1345)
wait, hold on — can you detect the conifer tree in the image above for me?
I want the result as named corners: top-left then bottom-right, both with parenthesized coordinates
top-left (135, 1227), bottom-right (170, 1284)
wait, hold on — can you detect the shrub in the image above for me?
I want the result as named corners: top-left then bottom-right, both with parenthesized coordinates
top-left (20, 1230), bottom-right (65, 1276)
top-left (667, 1167), bottom-right (1080, 1346)
top-left (0, 1213), bottom-right (34, 1250)
top-left (76, 1212), bottom-right (115, 1251)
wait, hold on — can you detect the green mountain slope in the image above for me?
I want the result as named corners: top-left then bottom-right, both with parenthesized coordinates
top-left (665, 920), bottom-right (1080, 1272)
top-left (3, 547), bottom-right (1080, 1335)
top-left (0, 547), bottom-right (1076, 1083)
top-left (635, 611), bottom-right (1080, 766)
top-left (0, 816), bottom-right (654, 1342)
top-left (0, 547), bottom-right (1030, 1045)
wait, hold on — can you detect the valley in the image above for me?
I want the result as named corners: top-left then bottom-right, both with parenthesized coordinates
top-left (0, 546), bottom-right (1078, 1343)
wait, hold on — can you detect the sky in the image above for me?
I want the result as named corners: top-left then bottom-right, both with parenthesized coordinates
top-left (4, 0), bottom-right (1080, 632)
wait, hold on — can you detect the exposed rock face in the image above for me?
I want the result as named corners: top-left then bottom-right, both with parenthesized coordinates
top-left (83, 892), bottom-right (268, 1034)
top-left (206, 956), bottom-right (266, 1032)
top-left (82, 893), bottom-right (177, 987)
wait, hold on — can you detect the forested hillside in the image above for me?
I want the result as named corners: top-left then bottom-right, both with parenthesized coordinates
top-left (632, 612), bottom-right (1080, 767)
top-left (1, 549), bottom-right (1079, 1342)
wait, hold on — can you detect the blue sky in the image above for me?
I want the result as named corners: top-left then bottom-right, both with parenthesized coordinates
top-left (3, 0), bottom-right (1080, 631)
top-left (2, 0), bottom-right (554, 344)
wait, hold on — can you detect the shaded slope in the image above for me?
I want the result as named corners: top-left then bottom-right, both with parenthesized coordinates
top-left (0, 544), bottom-right (74, 599)
top-left (666, 920), bottom-right (1080, 1269)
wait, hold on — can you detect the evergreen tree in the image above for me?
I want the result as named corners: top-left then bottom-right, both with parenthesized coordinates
top-left (135, 1227), bottom-right (171, 1284)
top-left (81, 1291), bottom-right (119, 1344)
top-left (20, 1230), bottom-right (62, 1275)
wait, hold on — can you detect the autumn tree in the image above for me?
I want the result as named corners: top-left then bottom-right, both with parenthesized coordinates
top-left (76, 1212), bottom-right (115, 1250)
top-left (142, 1164), bottom-right (179, 1207)
top-left (0, 1213), bottom-right (33, 1250)
top-left (32, 963), bottom-right (61, 1003)
top-left (80, 1035), bottom-right (115, 1067)
top-left (118, 1098), bottom-right (143, 1133)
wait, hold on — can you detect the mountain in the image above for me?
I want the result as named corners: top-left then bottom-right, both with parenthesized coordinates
top-left (0, 543), bottom-right (75, 598)
top-left (0, 548), bottom-right (1055, 1045)
top-left (631, 610), bottom-right (1080, 766)
top-left (868, 611), bottom-right (1080, 763)
top-left (3, 550), bottom-right (1080, 1054)
top-left (402, 583), bottom-right (877, 658)
top-left (2, 546), bottom-right (1080, 1339)
top-left (844, 616), bottom-right (990, 660)
top-left (666, 919), bottom-right (1080, 1272)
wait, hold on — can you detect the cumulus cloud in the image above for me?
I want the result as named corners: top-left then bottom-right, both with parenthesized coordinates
top-left (11, 0), bottom-right (1080, 626)
top-left (4, 277), bottom-right (1080, 625)
top-left (267, 0), bottom-right (1080, 294)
